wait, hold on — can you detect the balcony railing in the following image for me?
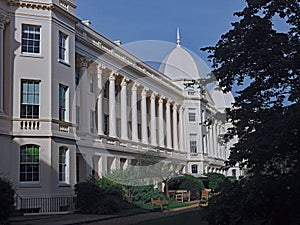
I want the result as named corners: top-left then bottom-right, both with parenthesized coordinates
top-left (15, 194), bottom-right (75, 215)
top-left (20, 120), bottom-right (40, 130)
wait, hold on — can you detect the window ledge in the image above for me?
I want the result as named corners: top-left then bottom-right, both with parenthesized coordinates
top-left (58, 59), bottom-right (71, 67)
top-left (19, 183), bottom-right (41, 188)
top-left (58, 183), bottom-right (71, 187)
top-left (20, 53), bottom-right (44, 59)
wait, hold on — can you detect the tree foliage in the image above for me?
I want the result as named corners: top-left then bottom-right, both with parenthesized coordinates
top-left (201, 0), bottom-right (300, 224)
top-left (202, 0), bottom-right (300, 176)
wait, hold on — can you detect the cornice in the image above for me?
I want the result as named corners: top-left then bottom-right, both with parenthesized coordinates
top-left (5, 0), bottom-right (54, 11)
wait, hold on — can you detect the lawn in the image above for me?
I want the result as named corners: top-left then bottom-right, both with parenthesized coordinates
top-left (131, 210), bottom-right (208, 225)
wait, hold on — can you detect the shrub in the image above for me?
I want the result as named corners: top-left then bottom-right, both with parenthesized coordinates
top-left (0, 178), bottom-right (15, 223)
top-left (74, 181), bottom-right (131, 215)
top-left (204, 173), bottom-right (226, 191)
top-left (128, 185), bottom-right (165, 203)
top-left (169, 175), bottom-right (204, 200)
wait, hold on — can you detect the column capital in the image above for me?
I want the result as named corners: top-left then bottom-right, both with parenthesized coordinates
top-left (173, 103), bottom-right (178, 111)
top-left (96, 64), bottom-right (106, 73)
top-left (141, 87), bottom-right (149, 96)
top-left (80, 56), bottom-right (89, 68)
top-left (0, 14), bottom-right (9, 29)
top-left (151, 92), bottom-right (157, 100)
top-left (109, 71), bottom-right (117, 80)
top-left (158, 96), bottom-right (165, 103)
top-left (179, 106), bottom-right (185, 112)
top-left (121, 77), bottom-right (129, 86)
top-left (166, 100), bottom-right (172, 107)
top-left (132, 82), bottom-right (140, 91)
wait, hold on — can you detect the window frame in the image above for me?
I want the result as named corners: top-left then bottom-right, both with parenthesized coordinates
top-left (20, 144), bottom-right (40, 183)
top-left (104, 114), bottom-right (109, 135)
top-left (21, 24), bottom-right (41, 55)
top-left (188, 108), bottom-right (196, 122)
top-left (20, 80), bottom-right (40, 119)
top-left (90, 110), bottom-right (95, 133)
top-left (59, 146), bottom-right (69, 183)
top-left (189, 133), bottom-right (197, 153)
top-left (191, 164), bottom-right (198, 174)
top-left (58, 31), bottom-right (69, 62)
top-left (59, 84), bottom-right (68, 122)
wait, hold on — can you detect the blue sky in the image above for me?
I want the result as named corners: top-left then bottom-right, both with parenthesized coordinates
top-left (76, 0), bottom-right (246, 69)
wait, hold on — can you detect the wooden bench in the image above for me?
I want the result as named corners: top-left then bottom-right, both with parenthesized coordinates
top-left (199, 189), bottom-right (211, 207)
top-left (169, 190), bottom-right (191, 203)
top-left (151, 198), bottom-right (169, 211)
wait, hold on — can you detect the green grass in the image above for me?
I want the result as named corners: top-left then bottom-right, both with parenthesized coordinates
top-left (134, 201), bottom-right (190, 211)
top-left (131, 210), bottom-right (208, 225)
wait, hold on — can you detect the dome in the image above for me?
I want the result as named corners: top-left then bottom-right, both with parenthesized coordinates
top-left (159, 28), bottom-right (202, 83)
top-left (159, 46), bottom-right (202, 81)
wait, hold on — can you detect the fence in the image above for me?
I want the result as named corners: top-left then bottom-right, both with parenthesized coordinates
top-left (15, 194), bottom-right (76, 215)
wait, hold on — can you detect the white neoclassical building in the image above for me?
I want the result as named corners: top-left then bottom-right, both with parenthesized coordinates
top-left (0, 0), bottom-right (242, 214)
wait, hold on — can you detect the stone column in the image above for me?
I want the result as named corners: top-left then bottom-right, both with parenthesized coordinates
top-left (109, 72), bottom-right (117, 137)
top-left (79, 57), bottom-right (89, 132)
top-left (131, 83), bottom-right (139, 142)
top-left (158, 97), bottom-right (165, 148)
top-left (120, 78), bottom-right (128, 140)
top-left (141, 88), bottom-right (148, 144)
top-left (97, 64), bottom-right (104, 135)
top-left (179, 106), bottom-right (184, 151)
top-left (0, 15), bottom-right (9, 114)
top-left (150, 92), bottom-right (157, 146)
top-left (172, 103), bottom-right (179, 150)
top-left (166, 100), bottom-right (172, 149)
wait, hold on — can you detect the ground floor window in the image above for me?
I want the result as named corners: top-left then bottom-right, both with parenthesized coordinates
top-left (191, 164), bottom-right (198, 174)
top-left (20, 145), bottom-right (40, 182)
top-left (59, 146), bottom-right (69, 182)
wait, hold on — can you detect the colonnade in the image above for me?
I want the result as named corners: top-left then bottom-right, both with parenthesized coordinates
top-left (78, 59), bottom-right (185, 151)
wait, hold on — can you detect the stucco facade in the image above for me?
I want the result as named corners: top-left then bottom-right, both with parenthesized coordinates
top-left (0, 0), bottom-right (242, 214)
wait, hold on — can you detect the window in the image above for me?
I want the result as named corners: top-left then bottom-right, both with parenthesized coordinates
top-left (190, 134), bottom-right (197, 153)
top-left (115, 84), bottom-right (121, 102)
top-left (137, 100), bottom-right (141, 110)
top-left (203, 135), bottom-right (207, 153)
top-left (59, 84), bottom-right (68, 121)
top-left (201, 110), bottom-right (205, 124)
top-left (76, 106), bottom-right (80, 130)
top-left (116, 118), bottom-right (121, 137)
top-left (232, 169), bottom-right (237, 178)
top-left (20, 145), bottom-right (40, 182)
top-left (59, 147), bottom-right (68, 182)
top-left (128, 121), bottom-right (132, 139)
top-left (188, 108), bottom-right (196, 122)
top-left (104, 114), bottom-right (109, 135)
top-left (22, 24), bottom-right (41, 54)
top-left (21, 80), bottom-right (40, 119)
top-left (90, 110), bottom-right (95, 133)
top-left (59, 32), bottom-right (68, 62)
top-left (138, 124), bottom-right (141, 140)
top-left (75, 67), bottom-right (80, 87)
top-left (191, 164), bottom-right (198, 174)
top-left (103, 80), bottom-right (109, 99)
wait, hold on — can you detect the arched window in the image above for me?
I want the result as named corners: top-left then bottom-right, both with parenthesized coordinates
top-left (20, 144), bottom-right (40, 182)
top-left (59, 146), bottom-right (69, 182)
top-left (191, 164), bottom-right (198, 174)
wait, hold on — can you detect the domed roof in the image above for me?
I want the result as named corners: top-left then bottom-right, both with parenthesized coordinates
top-left (159, 28), bottom-right (202, 82)
top-left (159, 46), bottom-right (201, 80)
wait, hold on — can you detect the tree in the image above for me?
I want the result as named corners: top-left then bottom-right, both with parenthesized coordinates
top-left (201, 0), bottom-right (300, 224)
top-left (105, 152), bottom-right (184, 198)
